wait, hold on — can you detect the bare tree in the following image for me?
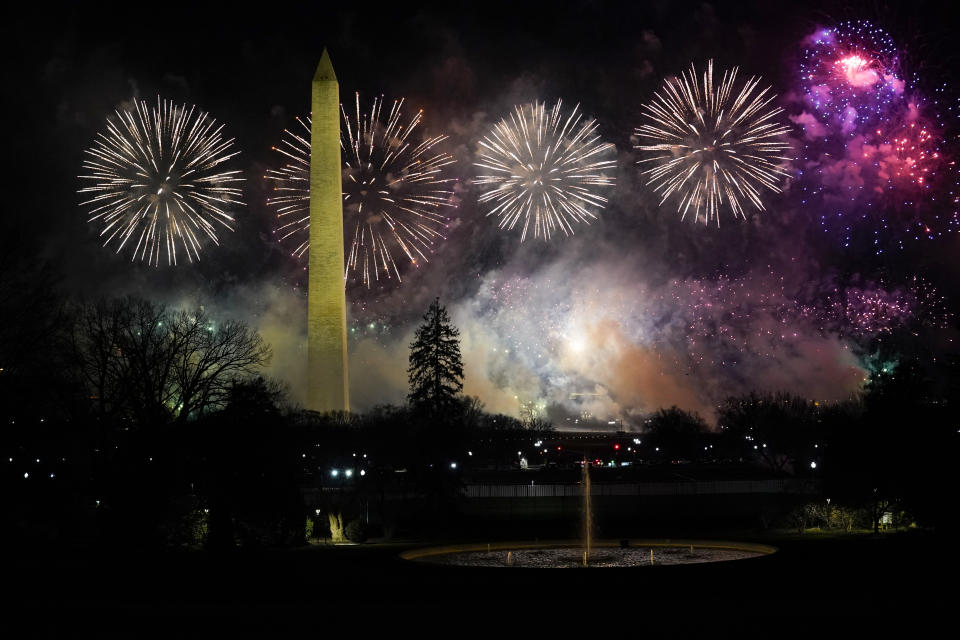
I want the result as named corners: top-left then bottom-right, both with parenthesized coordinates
top-left (170, 309), bottom-right (272, 423)
top-left (71, 298), bottom-right (151, 423)
top-left (71, 297), bottom-right (271, 428)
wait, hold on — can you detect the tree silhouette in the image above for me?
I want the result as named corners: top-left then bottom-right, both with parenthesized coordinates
top-left (0, 229), bottom-right (71, 424)
top-left (647, 406), bottom-right (709, 461)
top-left (407, 298), bottom-right (464, 415)
top-left (717, 392), bottom-right (819, 473)
top-left (199, 376), bottom-right (303, 550)
top-left (831, 358), bottom-right (933, 532)
top-left (70, 297), bottom-right (271, 429)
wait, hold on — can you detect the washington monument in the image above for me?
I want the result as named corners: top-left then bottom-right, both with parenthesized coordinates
top-left (307, 49), bottom-right (349, 412)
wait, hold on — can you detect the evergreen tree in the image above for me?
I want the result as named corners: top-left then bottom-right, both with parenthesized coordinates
top-left (407, 298), bottom-right (464, 413)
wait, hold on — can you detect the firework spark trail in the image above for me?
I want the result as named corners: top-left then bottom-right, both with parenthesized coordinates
top-left (800, 277), bottom-right (952, 336)
top-left (481, 270), bottom-right (948, 376)
top-left (661, 273), bottom-right (804, 366)
top-left (796, 83), bottom-right (960, 252)
top-left (799, 20), bottom-right (903, 126)
top-left (802, 286), bottom-right (914, 336)
top-left (463, 263), bottom-right (951, 422)
top-left (878, 120), bottom-right (939, 187)
top-left (635, 60), bottom-right (792, 225)
top-left (793, 21), bottom-right (960, 253)
top-left (265, 116), bottom-right (312, 259)
top-left (480, 276), bottom-right (567, 359)
top-left (475, 273), bottom-right (643, 368)
top-left (474, 100), bottom-right (616, 242)
top-left (662, 271), bottom-right (949, 367)
top-left (264, 93), bottom-right (457, 288)
top-left (480, 269), bottom-right (949, 380)
top-left (79, 98), bottom-right (243, 266)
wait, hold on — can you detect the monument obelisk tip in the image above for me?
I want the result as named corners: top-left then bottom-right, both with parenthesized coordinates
top-left (314, 48), bottom-right (337, 83)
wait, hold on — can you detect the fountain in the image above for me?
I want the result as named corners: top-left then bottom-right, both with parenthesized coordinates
top-left (582, 458), bottom-right (592, 567)
top-left (401, 460), bottom-right (776, 568)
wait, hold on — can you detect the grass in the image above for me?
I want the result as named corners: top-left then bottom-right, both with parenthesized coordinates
top-left (3, 524), bottom-right (950, 634)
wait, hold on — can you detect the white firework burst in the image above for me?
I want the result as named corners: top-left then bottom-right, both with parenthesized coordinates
top-left (264, 93), bottom-right (457, 288)
top-left (474, 100), bottom-right (616, 242)
top-left (635, 60), bottom-right (791, 225)
top-left (79, 97), bottom-right (243, 266)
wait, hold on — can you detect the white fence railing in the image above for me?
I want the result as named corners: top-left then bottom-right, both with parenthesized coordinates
top-left (461, 479), bottom-right (819, 498)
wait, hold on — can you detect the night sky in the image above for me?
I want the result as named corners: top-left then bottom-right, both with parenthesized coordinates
top-left (7, 0), bottom-right (960, 426)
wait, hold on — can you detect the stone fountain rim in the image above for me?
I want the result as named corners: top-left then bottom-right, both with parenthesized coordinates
top-left (400, 539), bottom-right (777, 564)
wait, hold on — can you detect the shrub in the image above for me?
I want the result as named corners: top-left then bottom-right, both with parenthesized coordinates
top-left (344, 518), bottom-right (368, 543)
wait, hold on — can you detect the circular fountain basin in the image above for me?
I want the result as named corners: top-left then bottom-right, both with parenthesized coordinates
top-left (401, 540), bottom-right (776, 568)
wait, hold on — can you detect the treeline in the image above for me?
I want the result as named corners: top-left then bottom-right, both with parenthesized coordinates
top-left (641, 360), bottom-right (960, 532)
top-left (2, 247), bottom-right (959, 546)
top-left (0, 273), bottom-right (550, 548)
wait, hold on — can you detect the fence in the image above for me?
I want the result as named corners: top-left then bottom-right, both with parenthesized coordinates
top-left (461, 479), bottom-right (819, 498)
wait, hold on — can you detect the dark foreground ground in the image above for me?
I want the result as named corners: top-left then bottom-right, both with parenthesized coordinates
top-left (3, 527), bottom-right (951, 637)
